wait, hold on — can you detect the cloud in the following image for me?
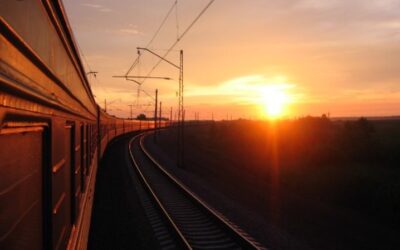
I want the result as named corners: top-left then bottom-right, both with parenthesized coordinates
top-left (99, 8), bottom-right (112, 13)
top-left (81, 3), bottom-right (102, 8)
top-left (294, 0), bottom-right (339, 10)
top-left (118, 28), bottom-right (142, 35)
top-left (65, 0), bottom-right (400, 117)
top-left (376, 20), bottom-right (400, 29)
top-left (113, 23), bottom-right (144, 36)
top-left (342, 88), bottom-right (400, 102)
top-left (185, 74), bottom-right (301, 105)
top-left (81, 3), bottom-right (113, 13)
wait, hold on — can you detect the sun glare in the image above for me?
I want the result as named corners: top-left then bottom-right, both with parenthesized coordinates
top-left (261, 85), bottom-right (291, 118)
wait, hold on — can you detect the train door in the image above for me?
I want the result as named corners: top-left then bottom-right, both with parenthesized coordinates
top-left (71, 123), bottom-right (81, 225)
top-left (52, 122), bottom-right (73, 249)
top-left (87, 125), bottom-right (91, 175)
top-left (81, 125), bottom-right (87, 191)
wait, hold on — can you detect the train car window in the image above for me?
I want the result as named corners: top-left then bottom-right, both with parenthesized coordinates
top-left (0, 123), bottom-right (48, 250)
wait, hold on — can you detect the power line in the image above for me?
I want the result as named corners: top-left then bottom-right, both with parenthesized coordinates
top-left (179, 0), bottom-right (215, 42)
top-left (147, 0), bottom-right (178, 48)
top-left (175, 0), bottom-right (180, 41)
top-left (137, 0), bottom-right (215, 86)
top-left (76, 42), bottom-right (109, 95)
top-left (125, 0), bottom-right (176, 77)
top-left (123, 0), bottom-right (215, 86)
top-left (125, 55), bottom-right (139, 76)
top-left (77, 42), bottom-right (93, 73)
top-left (120, 0), bottom-right (215, 122)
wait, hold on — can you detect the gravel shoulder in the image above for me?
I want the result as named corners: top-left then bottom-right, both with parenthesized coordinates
top-left (89, 133), bottom-right (159, 250)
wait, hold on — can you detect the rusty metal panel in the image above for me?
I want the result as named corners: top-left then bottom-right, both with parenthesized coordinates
top-left (0, 0), bottom-right (97, 117)
top-left (89, 124), bottom-right (98, 170)
top-left (87, 125), bottom-right (92, 173)
top-left (80, 125), bottom-right (86, 192)
top-left (73, 125), bottom-right (81, 224)
top-left (84, 125), bottom-right (89, 180)
top-left (51, 125), bottom-right (72, 250)
top-left (0, 35), bottom-right (93, 120)
top-left (0, 127), bottom-right (44, 250)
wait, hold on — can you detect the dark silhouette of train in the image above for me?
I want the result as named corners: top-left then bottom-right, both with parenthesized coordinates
top-left (0, 1), bottom-right (165, 249)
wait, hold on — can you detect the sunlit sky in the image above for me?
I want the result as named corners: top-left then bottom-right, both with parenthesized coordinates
top-left (64, 0), bottom-right (400, 120)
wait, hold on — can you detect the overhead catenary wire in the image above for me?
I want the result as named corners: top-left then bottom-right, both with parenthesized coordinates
top-left (175, 0), bottom-right (180, 41)
top-left (123, 0), bottom-right (215, 85)
top-left (147, 0), bottom-right (178, 48)
top-left (121, 0), bottom-right (215, 118)
top-left (76, 42), bottom-right (109, 95)
top-left (138, 0), bottom-right (215, 85)
top-left (136, 53), bottom-right (141, 107)
top-left (125, 0), bottom-right (177, 76)
top-left (125, 55), bottom-right (140, 76)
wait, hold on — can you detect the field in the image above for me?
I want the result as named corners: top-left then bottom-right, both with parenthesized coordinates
top-left (154, 117), bottom-right (400, 249)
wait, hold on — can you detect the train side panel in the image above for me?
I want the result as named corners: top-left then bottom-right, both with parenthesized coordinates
top-left (0, 0), bottom-right (97, 117)
top-left (0, 112), bottom-right (48, 250)
top-left (0, 1), bottom-right (168, 250)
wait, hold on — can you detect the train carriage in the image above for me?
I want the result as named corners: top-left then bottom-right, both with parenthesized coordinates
top-left (0, 1), bottom-right (161, 249)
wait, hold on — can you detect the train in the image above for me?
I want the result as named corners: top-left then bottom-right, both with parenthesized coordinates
top-left (0, 1), bottom-right (165, 249)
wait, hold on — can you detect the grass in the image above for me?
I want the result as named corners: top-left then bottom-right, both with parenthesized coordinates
top-left (156, 117), bottom-right (400, 249)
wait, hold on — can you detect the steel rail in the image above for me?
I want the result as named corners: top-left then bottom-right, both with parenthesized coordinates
top-left (128, 134), bottom-right (192, 249)
top-left (139, 132), bottom-right (264, 250)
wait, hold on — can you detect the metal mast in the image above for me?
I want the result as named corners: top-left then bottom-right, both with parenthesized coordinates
top-left (177, 50), bottom-right (184, 168)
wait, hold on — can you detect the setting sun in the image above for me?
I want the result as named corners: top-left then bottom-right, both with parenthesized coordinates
top-left (261, 85), bottom-right (291, 118)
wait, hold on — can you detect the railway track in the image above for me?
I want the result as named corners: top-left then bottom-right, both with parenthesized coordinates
top-left (128, 132), bottom-right (265, 250)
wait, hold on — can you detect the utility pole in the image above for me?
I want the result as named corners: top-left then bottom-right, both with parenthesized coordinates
top-left (133, 47), bottom-right (184, 168)
top-left (128, 105), bottom-right (133, 119)
top-left (174, 111), bottom-right (177, 124)
top-left (170, 107), bottom-right (173, 127)
top-left (154, 89), bottom-right (158, 142)
top-left (177, 50), bottom-right (184, 168)
top-left (159, 101), bottom-right (162, 133)
top-left (104, 99), bottom-right (107, 112)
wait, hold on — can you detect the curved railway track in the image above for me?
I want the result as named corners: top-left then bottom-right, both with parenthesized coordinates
top-left (128, 132), bottom-right (265, 250)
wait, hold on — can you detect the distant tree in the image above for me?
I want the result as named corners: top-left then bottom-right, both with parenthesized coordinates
top-left (137, 113), bottom-right (146, 120)
top-left (208, 120), bottom-right (216, 139)
top-left (344, 117), bottom-right (375, 138)
top-left (356, 117), bottom-right (375, 137)
top-left (341, 117), bottom-right (377, 161)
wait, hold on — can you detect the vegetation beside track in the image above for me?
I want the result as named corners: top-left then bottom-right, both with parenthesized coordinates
top-left (156, 117), bottom-right (400, 249)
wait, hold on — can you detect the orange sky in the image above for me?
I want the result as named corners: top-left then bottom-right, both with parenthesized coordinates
top-left (64, 0), bottom-right (400, 120)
